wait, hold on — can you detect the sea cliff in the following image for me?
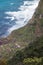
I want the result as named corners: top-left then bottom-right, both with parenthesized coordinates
top-left (0, 0), bottom-right (43, 61)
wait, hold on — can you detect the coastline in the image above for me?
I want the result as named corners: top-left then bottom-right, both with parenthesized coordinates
top-left (0, 0), bottom-right (42, 60)
top-left (0, 0), bottom-right (43, 64)
top-left (0, 0), bottom-right (40, 38)
top-left (6, 0), bottom-right (40, 38)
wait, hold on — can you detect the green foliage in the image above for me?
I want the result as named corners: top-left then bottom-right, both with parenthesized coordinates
top-left (7, 36), bottom-right (43, 65)
top-left (23, 57), bottom-right (43, 65)
top-left (40, 19), bottom-right (43, 27)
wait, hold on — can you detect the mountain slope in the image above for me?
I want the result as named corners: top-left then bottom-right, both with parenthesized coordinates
top-left (0, 0), bottom-right (43, 61)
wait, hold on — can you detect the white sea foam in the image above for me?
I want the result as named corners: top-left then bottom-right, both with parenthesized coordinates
top-left (5, 0), bottom-right (40, 35)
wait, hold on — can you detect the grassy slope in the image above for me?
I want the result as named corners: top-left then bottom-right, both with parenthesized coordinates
top-left (0, 0), bottom-right (43, 60)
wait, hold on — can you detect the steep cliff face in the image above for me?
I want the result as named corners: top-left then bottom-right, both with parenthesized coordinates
top-left (0, 0), bottom-right (43, 60)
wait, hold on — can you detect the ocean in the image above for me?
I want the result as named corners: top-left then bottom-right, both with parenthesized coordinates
top-left (0, 0), bottom-right (40, 38)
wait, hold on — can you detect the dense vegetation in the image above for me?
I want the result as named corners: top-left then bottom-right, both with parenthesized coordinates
top-left (7, 36), bottom-right (43, 65)
top-left (0, 35), bottom-right (43, 65)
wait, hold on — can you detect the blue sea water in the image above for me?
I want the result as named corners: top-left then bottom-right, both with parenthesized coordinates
top-left (0, 0), bottom-right (40, 38)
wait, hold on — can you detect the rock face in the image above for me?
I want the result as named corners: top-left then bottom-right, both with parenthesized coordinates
top-left (0, 0), bottom-right (43, 60)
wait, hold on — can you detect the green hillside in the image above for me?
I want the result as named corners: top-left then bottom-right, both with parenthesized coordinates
top-left (0, 0), bottom-right (43, 65)
top-left (7, 35), bottom-right (43, 65)
top-left (0, 35), bottom-right (43, 65)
